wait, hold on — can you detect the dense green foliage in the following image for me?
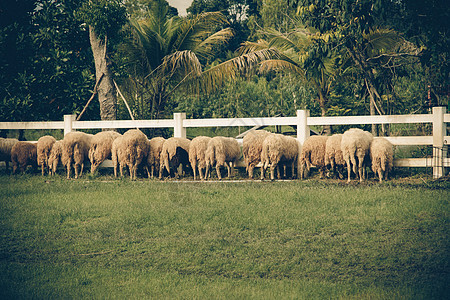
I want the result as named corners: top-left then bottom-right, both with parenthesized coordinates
top-left (0, 175), bottom-right (448, 298)
top-left (0, 0), bottom-right (448, 124)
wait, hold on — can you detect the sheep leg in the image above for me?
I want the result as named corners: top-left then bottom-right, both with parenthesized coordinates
top-left (216, 164), bottom-right (222, 180)
top-left (80, 163), bottom-right (84, 178)
top-left (248, 164), bottom-right (254, 179)
top-left (345, 158), bottom-right (351, 183)
top-left (358, 159), bottom-right (364, 182)
top-left (199, 166), bottom-right (205, 181)
top-left (41, 164), bottom-right (45, 176)
top-left (270, 164), bottom-right (276, 181)
top-left (378, 169), bottom-right (383, 183)
top-left (192, 162), bottom-right (197, 180)
top-left (226, 162), bottom-right (232, 178)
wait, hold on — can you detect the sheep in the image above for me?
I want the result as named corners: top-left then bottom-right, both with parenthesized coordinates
top-left (299, 135), bottom-right (329, 179)
top-left (11, 141), bottom-right (38, 174)
top-left (188, 136), bottom-right (212, 180)
top-left (260, 134), bottom-right (300, 180)
top-left (0, 137), bottom-right (19, 171)
top-left (89, 131), bottom-right (122, 174)
top-left (324, 134), bottom-right (346, 179)
top-left (205, 136), bottom-right (241, 180)
top-left (341, 128), bottom-right (374, 182)
top-left (63, 131), bottom-right (93, 179)
top-left (159, 137), bottom-right (191, 179)
top-left (242, 130), bottom-right (272, 179)
top-left (37, 135), bottom-right (57, 176)
top-left (111, 135), bottom-right (127, 178)
top-left (121, 129), bottom-right (150, 180)
top-left (370, 137), bottom-right (394, 182)
top-left (146, 137), bottom-right (166, 178)
top-left (48, 140), bottom-right (68, 176)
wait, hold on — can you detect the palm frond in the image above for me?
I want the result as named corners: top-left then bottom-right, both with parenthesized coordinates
top-left (160, 50), bottom-right (203, 78)
top-left (193, 28), bottom-right (234, 60)
top-left (188, 49), bottom-right (280, 94)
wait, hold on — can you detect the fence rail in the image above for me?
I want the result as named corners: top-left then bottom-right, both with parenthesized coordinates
top-left (1, 107), bottom-right (448, 178)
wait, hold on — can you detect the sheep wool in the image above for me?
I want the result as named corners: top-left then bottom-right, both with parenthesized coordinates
top-left (0, 137), bottom-right (19, 171)
top-left (159, 137), bottom-right (191, 179)
top-left (370, 137), bottom-right (394, 182)
top-left (324, 134), bottom-right (345, 178)
top-left (341, 128), bottom-right (373, 182)
top-left (260, 134), bottom-right (300, 180)
top-left (242, 130), bottom-right (271, 179)
top-left (89, 131), bottom-right (122, 174)
top-left (37, 135), bottom-right (57, 176)
top-left (205, 136), bottom-right (240, 180)
top-left (63, 131), bottom-right (94, 179)
top-left (122, 129), bottom-right (150, 180)
top-left (299, 135), bottom-right (329, 179)
top-left (48, 140), bottom-right (67, 175)
top-left (11, 141), bottom-right (38, 174)
top-left (189, 136), bottom-right (212, 180)
top-left (111, 135), bottom-right (127, 178)
top-left (146, 137), bottom-right (166, 178)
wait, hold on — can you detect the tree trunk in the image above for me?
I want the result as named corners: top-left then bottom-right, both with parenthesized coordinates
top-left (89, 26), bottom-right (117, 121)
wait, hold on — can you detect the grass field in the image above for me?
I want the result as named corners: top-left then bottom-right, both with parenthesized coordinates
top-left (0, 173), bottom-right (449, 299)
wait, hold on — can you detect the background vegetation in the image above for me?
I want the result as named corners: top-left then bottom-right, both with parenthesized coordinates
top-left (1, 0), bottom-right (448, 137)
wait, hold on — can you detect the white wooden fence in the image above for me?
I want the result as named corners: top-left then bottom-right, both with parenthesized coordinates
top-left (1, 107), bottom-right (448, 178)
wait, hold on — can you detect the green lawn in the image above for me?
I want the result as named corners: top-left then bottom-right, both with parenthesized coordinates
top-left (0, 174), bottom-right (449, 299)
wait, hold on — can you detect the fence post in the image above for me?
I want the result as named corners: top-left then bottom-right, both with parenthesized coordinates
top-left (296, 110), bottom-right (310, 145)
top-left (432, 106), bottom-right (447, 178)
top-left (174, 112), bottom-right (186, 138)
top-left (64, 114), bottom-right (76, 136)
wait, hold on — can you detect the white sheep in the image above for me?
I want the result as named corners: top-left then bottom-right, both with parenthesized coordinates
top-left (122, 129), bottom-right (150, 180)
top-left (324, 134), bottom-right (346, 179)
top-left (299, 135), bottom-right (329, 179)
top-left (89, 131), bottom-right (122, 174)
top-left (37, 135), bottom-right (57, 176)
top-left (189, 136), bottom-right (212, 180)
top-left (0, 137), bottom-right (19, 171)
top-left (159, 137), bottom-right (191, 179)
top-left (341, 128), bottom-right (373, 182)
top-left (146, 137), bottom-right (166, 178)
top-left (63, 131), bottom-right (94, 179)
top-left (205, 136), bottom-right (241, 180)
top-left (242, 130), bottom-right (272, 179)
top-left (11, 141), bottom-right (38, 174)
top-left (370, 137), bottom-right (394, 182)
top-left (260, 134), bottom-right (300, 180)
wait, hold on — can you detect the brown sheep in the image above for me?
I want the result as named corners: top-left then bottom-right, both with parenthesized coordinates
top-left (11, 141), bottom-right (38, 174)
top-left (0, 137), bottom-right (19, 171)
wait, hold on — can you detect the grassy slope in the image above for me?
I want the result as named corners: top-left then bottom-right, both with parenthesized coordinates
top-left (0, 174), bottom-right (449, 299)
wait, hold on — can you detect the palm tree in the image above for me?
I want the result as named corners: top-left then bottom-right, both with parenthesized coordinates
top-left (119, 0), bottom-right (233, 119)
top-left (195, 26), bottom-right (338, 134)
